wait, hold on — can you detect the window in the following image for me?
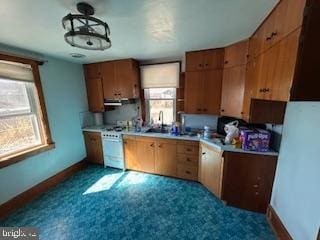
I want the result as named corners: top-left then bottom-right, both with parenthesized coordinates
top-left (144, 88), bottom-right (176, 125)
top-left (140, 62), bottom-right (180, 125)
top-left (0, 57), bottom-right (53, 165)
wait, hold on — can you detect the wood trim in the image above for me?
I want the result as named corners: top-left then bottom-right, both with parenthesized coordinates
top-left (0, 54), bottom-right (54, 168)
top-left (0, 160), bottom-right (87, 220)
top-left (267, 205), bottom-right (293, 240)
top-left (317, 227), bottom-right (320, 240)
top-left (0, 143), bottom-right (55, 169)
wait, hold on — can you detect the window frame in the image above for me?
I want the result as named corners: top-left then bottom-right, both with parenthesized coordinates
top-left (0, 54), bottom-right (54, 168)
top-left (144, 88), bottom-right (177, 125)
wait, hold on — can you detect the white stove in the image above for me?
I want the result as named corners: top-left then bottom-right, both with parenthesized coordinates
top-left (101, 129), bottom-right (125, 170)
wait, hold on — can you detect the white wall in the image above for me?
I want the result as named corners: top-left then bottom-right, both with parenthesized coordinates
top-left (271, 102), bottom-right (320, 240)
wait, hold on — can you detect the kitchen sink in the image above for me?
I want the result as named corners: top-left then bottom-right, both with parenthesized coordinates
top-left (146, 128), bottom-right (168, 134)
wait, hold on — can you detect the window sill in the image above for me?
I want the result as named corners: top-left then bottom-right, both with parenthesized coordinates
top-left (0, 143), bottom-right (55, 169)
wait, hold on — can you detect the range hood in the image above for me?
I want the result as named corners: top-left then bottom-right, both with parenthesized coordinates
top-left (104, 99), bottom-right (136, 106)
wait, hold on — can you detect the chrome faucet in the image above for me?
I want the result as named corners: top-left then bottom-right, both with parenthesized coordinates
top-left (159, 111), bottom-right (164, 131)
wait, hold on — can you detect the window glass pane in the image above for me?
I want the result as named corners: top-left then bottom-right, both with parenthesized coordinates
top-left (0, 78), bottom-right (31, 116)
top-left (144, 88), bottom-right (176, 99)
top-left (149, 100), bottom-right (174, 125)
top-left (0, 114), bottom-right (41, 157)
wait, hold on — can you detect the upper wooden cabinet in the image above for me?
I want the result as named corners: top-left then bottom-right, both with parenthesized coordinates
top-left (224, 40), bottom-right (249, 68)
top-left (185, 69), bottom-right (222, 115)
top-left (186, 49), bottom-right (224, 71)
top-left (83, 64), bottom-right (104, 112)
top-left (221, 66), bottom-right (246, 118)
top-left (83, 131), bottom-right (104, 165)
top-left (248, 0), bottom-right (306, 60)
top-left (84, 59), bottom-right (140, 109)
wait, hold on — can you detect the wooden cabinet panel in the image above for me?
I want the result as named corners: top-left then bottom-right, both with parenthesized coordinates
top-left (186, 51), bottom-right (205, 71)
top-left (85, 77), bottom-right (105, 112)
top-left (199, 143), bottom-right (224, 198)
top-left (84, 63), bottom-right (101, 78)
top-left (155, 141), bottom-right (177, 177)
top-left (282, 0), bottom-right (306, 39)
top-left (271, 28), bottom-right (301, 101)
top-left (202, 70), bottom-right (222, 115)
top-left (123, 136), bottom-right (138, 170)
top-left (115, 59), bottom-right (140, 99)
top-left (101, 61), bottom-right (116, 99)
top-left (83, 131), bottom-right (103, 165)
top-left (222, 152), bottom-right (277, 213)
top-left (177, 164), bottom-right (198, 181)
top-left (177, 154), bottom-right (198, 166)
top-left (224, 40), bottom-right (249, 68)
top-left (185, 71), bottom-right (203, 114)
top-left (221, 66), bottom-right (246, 118)
top-left (177, 144), bottom-right (199, 155)
top-left (203, 49), bottom-right (224, 69)
top-left (135, 138), bottom-right (156, 173)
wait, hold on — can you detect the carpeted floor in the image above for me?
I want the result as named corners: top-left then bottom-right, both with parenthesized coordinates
top-left (0, 165), bottom-right (275, 240)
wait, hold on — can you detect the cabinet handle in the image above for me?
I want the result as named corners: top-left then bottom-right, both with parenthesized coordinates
top-left (202, 152), bottom-right (206, 155)
top-left (254, 192), bottom-right (260, 196)
top-left (265, 88), bottom-right (270, 92)
top-left (205, 63), bottom-right (209, 67)
top-left (158, 144), bottom-right (162, 148)
top-left (186, 158), bottom-right (191, 162)
top-left (197, 108), bottom-right (202, 111)
top-left (241, 111), bottom-right (244, 115)
top-left (186, 148), bottom-right (192, 152)
top-left (199, 64), bottom-right (202, 67)
top-left (150, 143), bottom-right (154, 147)
top-left (271, 32), bottom-right (278, 38)
top-left (253, 184), bottom-right (259, 188)
top-left (224, 60), bottom-right (229, 64)
top-left (266, 36), bottom-right (272, 41)
top-left (185, 170), bottom-right (191, 174)
top-left (203, 108), bottom-right (207, 112)
top-left (221, 109), bottom-right (225, 112)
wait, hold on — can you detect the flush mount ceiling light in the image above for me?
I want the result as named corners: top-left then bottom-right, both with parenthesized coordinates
top-left (62, 2), bottom-right (111, 51)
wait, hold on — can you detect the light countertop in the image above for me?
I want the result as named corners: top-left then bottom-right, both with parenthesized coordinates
top-left (82, 126), bottom-right (278, 156)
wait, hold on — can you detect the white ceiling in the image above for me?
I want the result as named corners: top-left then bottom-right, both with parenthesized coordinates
top-left (0, 0), bottom-right (278, 63)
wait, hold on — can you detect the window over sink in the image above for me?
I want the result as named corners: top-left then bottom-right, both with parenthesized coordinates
top-left (140, 62), bottom-right (180, 125)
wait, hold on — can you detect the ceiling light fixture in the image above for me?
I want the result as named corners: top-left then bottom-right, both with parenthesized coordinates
top-left (62, 2), bottom-right (111, 51)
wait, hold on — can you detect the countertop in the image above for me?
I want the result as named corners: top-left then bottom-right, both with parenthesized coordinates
top-left (82, 126), bottom-right (278, 156)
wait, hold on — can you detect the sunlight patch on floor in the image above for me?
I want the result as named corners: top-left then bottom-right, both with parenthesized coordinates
top-left (117, 171), bottom-right (148, 186)
top-left (83, 172), bottom-right (124, 195)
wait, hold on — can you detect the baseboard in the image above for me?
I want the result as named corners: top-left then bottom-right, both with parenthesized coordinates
top-left (0, 160), bottom-right (87, 220)
top-left (267, 205), bottom-right (293, 240)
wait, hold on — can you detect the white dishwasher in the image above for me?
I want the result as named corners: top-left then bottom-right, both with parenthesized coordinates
top-left (101, 131), bottom-right (125, 170)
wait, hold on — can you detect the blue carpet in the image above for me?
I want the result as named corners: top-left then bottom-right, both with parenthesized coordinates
top-left (0, 165), bottom-right (275, 240)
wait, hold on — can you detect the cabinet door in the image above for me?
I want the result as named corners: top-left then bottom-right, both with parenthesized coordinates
top-left (84, 63), bottom-right (101, 78)
top-left (222, 152), bottom-right (277, 213)
top-left (283, 0), bottom-right (306, 38)
top-left (185, 71), bottom-right (203, 114)
top-left (271, 0), bottom-right (288, 45)
top-left (271, 28), bottom-right (301, 101)
top-left (85, 77), bottom-right (105, 112)
top-left (186, 51), bottom-right (204, 71)
top-left (221, 66), bottom-right (246, 118)
top-left (224, 40), bottom-right (249, 68)
top-left (135, 138), bottom-right (155, 173)
top-left (101, 61), bottom-right (117, 99)
top-left (124, 137), bottom-right (138, 170)
top-left (262, 9), bottom-right (277, 52)
top-left (199, 144), bottom-right (224, 198)
top-left (202, 70), bottom-right (222, 115)
top-left (83, 132), bottom-right (103, 165)
top-left (203, 49), bottom-right (224, 69)
top-left (155, 139), bottom-right (177, 177)
top-left (115, 59), bottom-right (139, 99)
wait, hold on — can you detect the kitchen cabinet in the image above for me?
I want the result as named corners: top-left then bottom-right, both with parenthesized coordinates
top-left (199, 143), bottom-right (224, 198)
top-left (220, 66), bottom-right (246, 118)
top-left (224, 40), bottom-right (249, 68)
top-left (186, 49), bottom-right (224, 71)
top-left (101, 59), bottom-right (140, 99)
top-left (185, 70), bottom-right (222, 115)
top-left (155, 139), bottom-right (177, 177)
top-left (221, 152), bottom-right (277, 213)
top-left (83, 131), bottom-right (104, 165)
top-left (124, 136), bottom-right (199, 181)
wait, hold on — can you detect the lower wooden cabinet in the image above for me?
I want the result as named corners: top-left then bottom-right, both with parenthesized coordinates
top-left (199, 143), bottom-right (224, 198)
top-left (83, 131), bottom-right (104, 165)
top-left (124, 136), bottom-right (199, 181)
top-left (221, 152), bottom-right (277, 213)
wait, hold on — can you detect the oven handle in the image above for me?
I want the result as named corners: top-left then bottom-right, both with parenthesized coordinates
top-left (103, 138), bottom-right (123, 143)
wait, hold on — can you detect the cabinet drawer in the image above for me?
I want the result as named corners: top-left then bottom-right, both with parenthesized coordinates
top-left (177, 144), bottom-right (199, 155)
top-left (177, 164), bottom-right (198, 181)
top-left (177, 154), bottom-right (199, 166)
